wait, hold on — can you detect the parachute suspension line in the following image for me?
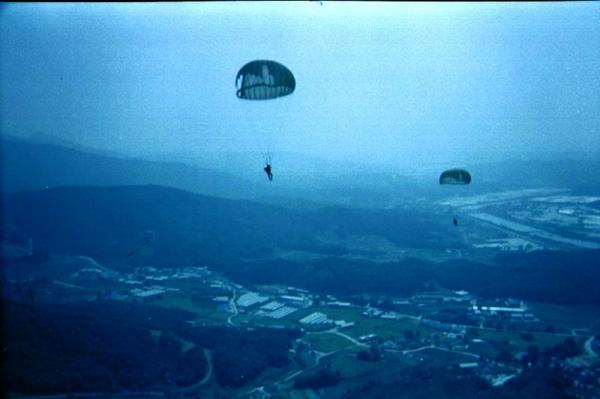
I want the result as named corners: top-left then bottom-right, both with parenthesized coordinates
top-left (456, 183), bottom-right (471, 252)
top-left (255, 116), bottom-right (271, 166)
top-left (244, 102), bottom-right (270, 167)
top-left (239, 94), bottom-right (262, 166)
top-left (248, 101), bottom-right (275, 167)
top-left (257, 107), bottom-right (280, 168)
top-left (265, 116), bottom-right (280, 166)
top-left (262, 152), bottom-right (272, 165)
top-left (459, 181), bottom-right (473, 249)
top-left (257, 133), bottom-right (267, 164)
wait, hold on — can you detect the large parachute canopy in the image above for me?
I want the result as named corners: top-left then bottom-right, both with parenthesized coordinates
top-left (439, 168), bottom-right (472, 185)
top-left (236, 60), bottom-right (295, 100)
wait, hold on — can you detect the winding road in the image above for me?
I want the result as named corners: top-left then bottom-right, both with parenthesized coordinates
top-left (329, 330), bottom-right (369, 348)
top-left (227, 288), bottom-right (238, 326)
top-left (401, 344), bottom-right (480, 359)
top-left (179, 348), bottom-right (213, 392)
top-left (281, 328), bottom-right (368, 383)
top-left (584, 336), bottom-right (598, 359)
top-left (283, 349), bottom-right (338, 382)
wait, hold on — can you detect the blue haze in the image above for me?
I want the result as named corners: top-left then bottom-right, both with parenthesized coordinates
top-left (1, 2), bottom-right (599, 173)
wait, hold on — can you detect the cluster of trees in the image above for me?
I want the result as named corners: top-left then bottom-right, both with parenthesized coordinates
top-left (224, 249), bottom-right (600, 306)
top-left (356, 345), bottom-right (382, 362)
top-left (489, 336), bottom-right (581, 368)
top-left (294, 368), bottom-right (341, 390)
top-left (3, 299), bottom-right (301, 394)
top-left (3, 301), bottom-right (207, 394)
top-left (439, 250), bottom-right (600, 305)
top-left (222, 257), bottom-right (432, 297)
top-left (179, 326), bottom-right (300, 388)
top-left (340, 363), bottom-right (575, 399)
top-left (520, 338), bottom-right (581, 368)
top-left (1, 185), bottom-right (449, 270)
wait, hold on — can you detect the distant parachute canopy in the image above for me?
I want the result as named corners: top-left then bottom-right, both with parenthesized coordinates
top-left (236, 60), bottom-right (295, 100)
top-left (439, 169), bottom-right (472, 185)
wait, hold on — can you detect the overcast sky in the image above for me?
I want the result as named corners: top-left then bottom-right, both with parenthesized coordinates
top-left (1, 2), bottom-right (599, 171)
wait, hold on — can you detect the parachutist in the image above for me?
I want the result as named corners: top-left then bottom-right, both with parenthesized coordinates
top-left (236, 60), bottom-right (295, 173)
top-left (440, 169), bottom-right (470, 231)
top-left (264, 164), bottom-right (273, 181)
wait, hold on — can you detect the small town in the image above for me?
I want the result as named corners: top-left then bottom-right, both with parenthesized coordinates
top-left (7, 257), bottom-right (598, 398)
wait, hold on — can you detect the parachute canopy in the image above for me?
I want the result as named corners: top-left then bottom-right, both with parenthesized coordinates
top-left (439, 168), bottom-right (471, 185)
top-left (236, 60), bottom-right (295, 100)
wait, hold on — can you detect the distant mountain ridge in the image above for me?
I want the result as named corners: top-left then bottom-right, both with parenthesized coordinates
top-left (0, 135), bottom-right (259, 199)
top-left (2, 134), bottom-right (598, 209)
top-left (0, 135), bottom-right (431, 206)
top-left (471, 158), bottom-right (600, 192)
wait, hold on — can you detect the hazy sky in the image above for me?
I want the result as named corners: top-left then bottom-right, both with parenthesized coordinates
top-left (1, 2), bottom-right (599, 171)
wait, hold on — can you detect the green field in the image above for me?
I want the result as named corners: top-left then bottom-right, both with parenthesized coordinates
top-left (150, 296), bottom-right (591, 361)
top-left (288, 390), bottom-right (322, 399)
top-left (305, 332), bottom-right (356, 353)
top-left (286, 305), bottom-right (426, 339)
top-left (329, 351), bottom-right (392, 378)
top-left (245, 303), bottom-right (440, 342)
top-left (408, 347), bottom-right (476, 365)
top-left (344, 317), bottom-right (427, 341)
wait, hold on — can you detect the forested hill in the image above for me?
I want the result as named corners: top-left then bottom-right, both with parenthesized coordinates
top-left (3, 299), bottom-right (299, 394)
top-left (4, 184), bottom-right (598, 305)
top-left (1, 185), bottom-right (450, 266)
top-left (1, 185), bottom-right (306, 265)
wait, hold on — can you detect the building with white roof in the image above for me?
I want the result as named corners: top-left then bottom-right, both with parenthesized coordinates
top-left (299, 312), bottom-right (331, 325)
top-left (236, 292), bottom-right (270, 308)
